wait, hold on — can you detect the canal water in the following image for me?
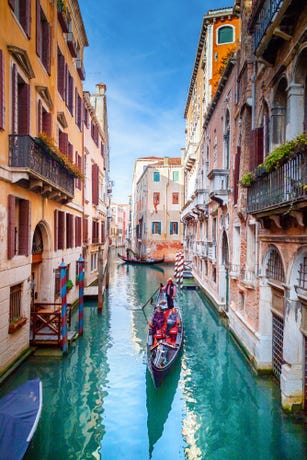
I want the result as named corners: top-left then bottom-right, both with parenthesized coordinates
top-left (1, 252), bottom-right (306, 459)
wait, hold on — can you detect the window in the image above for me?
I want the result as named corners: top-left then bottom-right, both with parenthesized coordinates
top-left (8, 195), bottom-right (30, 259)
top-left (298, 257), bottom-right (307, 290)
top-left (153, 171), bottom-right (160, 182)
top-left (54, 210), bottom-right (65, 250)
top-left (92, 221), bottom-right (99, 243)
top-left (9, 283), bottom-right (22, 323)
top-left (54, 268), bottom-right (60, 298)
top-left (170, 221), bottom-right (178, 235)
top-left (11, 65), bottom-right (30, 135)
top-left (66, 71), bottom-right (74, 114)
top-left (92, 163), bottom-right (99, 205)
top-left (36, 3), bottom-right (51, 73)
top-left (66, 213), bottom-right (74, 248)
top-left (152, 221), bottom-right (161, 234)
top-left (75, 89), bottom-right (82, 130)
top-left (217, 26), bottom-right (234, 44)
top-left (57, 47), bottom-right (65, 99)
top-left (172, 192), bottom-right (179, 204)
top-left (75, 152), bottom-right (82, 190)
top-left (75, 216), bottom-right (82, 247)
top-left (9, 0), bottom-right (31, 37)
top-left (153, 192), bottom-right (160, 206)
top-left (91, 252), bottom-right (97, 271)
top-left (172, 171), bottom-right (179, 182)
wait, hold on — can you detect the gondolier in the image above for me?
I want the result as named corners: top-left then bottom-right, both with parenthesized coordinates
top-left (161, 278), bottom-right (176, 309)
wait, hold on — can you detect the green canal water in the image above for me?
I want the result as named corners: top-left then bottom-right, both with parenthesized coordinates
top-left (1, 253), bottom-right (306, 459)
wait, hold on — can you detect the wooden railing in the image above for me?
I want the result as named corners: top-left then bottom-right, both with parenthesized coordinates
top-left (247, 151), bottom-right (307, 214)
top-left (31, 303), bottom-right (72, 346)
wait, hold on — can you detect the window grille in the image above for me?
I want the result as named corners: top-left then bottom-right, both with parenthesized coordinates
top-left (266, 248), bottom-right (285, 282)
top-left (298, 257), bottom-right (307, 290)
top-left (9, 284), bottom-right (22, 322)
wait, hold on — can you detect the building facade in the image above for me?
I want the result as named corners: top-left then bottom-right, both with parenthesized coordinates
top-left (132, 157), bottom-right (184, 262)
top-left (0, 1), bottom-right (110, 375)
top-left (182, 0), bottom-right (307, 412)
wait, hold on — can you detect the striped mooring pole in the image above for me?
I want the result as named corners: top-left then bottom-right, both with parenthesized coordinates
top-left (77, 255), bottom-right (85, 336)
top-left (178, 252), bottom-right (184, 289)
top-left (59, 259), bottom-right (68, 354)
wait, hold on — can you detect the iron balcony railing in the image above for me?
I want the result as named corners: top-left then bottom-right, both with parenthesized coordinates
top-left (9, 135), bottom-right (74, 197)
top-left (251, 0), bottom-right (283, 52)
top-left (247, 151), bottom-right (306, 214)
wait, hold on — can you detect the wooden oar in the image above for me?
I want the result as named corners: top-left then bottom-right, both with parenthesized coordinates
top-left (139, 286), bottom-right (160, 310)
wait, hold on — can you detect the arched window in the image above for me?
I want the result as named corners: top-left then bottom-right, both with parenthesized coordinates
top-left (217, 26), bottom-right (234, 44)
top-left (266, 247), bottom-right (285, 283)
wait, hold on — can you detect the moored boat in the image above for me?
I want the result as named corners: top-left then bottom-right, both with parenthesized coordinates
top-left (147, 291), bottom-right (183, 387)
top-left (0, 379), bottom-right (43, 460)
top-left (118, 253), bottom-right (164, 265)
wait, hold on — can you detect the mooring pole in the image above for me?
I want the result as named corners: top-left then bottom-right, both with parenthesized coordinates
top-left (59, 259), bottom-right (68, 354)
top-left (77, 255), bottom-right (84, 335)
top-left (98, 246), bottom-right (104, 312)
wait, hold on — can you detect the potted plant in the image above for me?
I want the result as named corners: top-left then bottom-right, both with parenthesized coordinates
top-left (66, 279), bottom-right (73, 291)
top-left (240, 172), bottom-right (256, 188)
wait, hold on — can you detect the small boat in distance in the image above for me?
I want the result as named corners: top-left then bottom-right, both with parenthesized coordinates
top-left (118, 253), bottom-right (165, 265)
top-left (147, 291), bottom-right (183, 387)
top-left (0, 379), bottom-right (43, 460)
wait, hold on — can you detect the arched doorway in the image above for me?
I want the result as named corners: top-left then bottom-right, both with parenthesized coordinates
top-left (31, 221), bottom-right (51, 308)
top-left (265, 246), bottom-right (286, 380)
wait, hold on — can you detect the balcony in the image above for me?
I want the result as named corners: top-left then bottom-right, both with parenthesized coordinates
top-left (76, 59), bottom-right (86, 80)
top-left (66, 32), bottom-right (77, 58)
top-left (208, 169), bottom-right (230, 206)
top-left (247, 150), bottom-right (307, 216)
top-left (248, 0), bottom-right (304, 62)
top-left (9, 135), bottom-right (74, 202)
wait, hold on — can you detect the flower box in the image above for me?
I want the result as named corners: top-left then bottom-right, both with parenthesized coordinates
top-left (8, 317), bottom-right (27, 334)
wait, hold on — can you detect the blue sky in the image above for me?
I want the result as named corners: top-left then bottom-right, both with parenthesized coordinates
top-left (78, 0), bottom-right (230, 203)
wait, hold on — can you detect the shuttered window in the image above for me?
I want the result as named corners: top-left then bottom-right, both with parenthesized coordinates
top-left (8, 195), bottom-right (30, 258)
top-left (42, 109), bottom-right (51, 136)
top-left (101, 222), bottom-right (105, 244)
top-left (18, 79), bottom-right (30, 134)
top-left (75, 216), bottom-right (82, 247)
top-left (66, 213), bottom-right (74, 248)
top-left (83, 217), bottom-right (88, 243)
top-left (0, 50), bottom-right (4, 130)
top-left (75, 152), bottom-right (82, 190)
top-left (233, 146), bottom-right (241, 205)
top-left (36, 1), bottom-right (51, 73)
top-left (75, 89), bottom-right (82, 130)
top-left (59, 131), bottom-right (68, 156)
top-left (170, 221), bottom-right (178, 235)
top-left (92, 221), bottom-right (99, 244)
top-left (153, 171), bottom-right (160, 182)
top-left (249, 128), bottom-right (263, 171)
top-left (57, 48), bottom-right (65, 98)
top-left (55, 210), bottom-right (65, 250)
top-left (172, 192), bottom-right (179, 204)
top-left (152, 222), bottom-right (161, 234)
top-left (92, 163), bottom-right (99, 205)
top-left (9, 0), bottom-right (31, 37)
top-left (11, 63), bottom-right (17, 133)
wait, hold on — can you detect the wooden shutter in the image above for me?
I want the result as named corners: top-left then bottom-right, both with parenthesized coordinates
top-left (59, 131), bottom-right (68, 155)
top-left (58, 211), bottom-right (65, 249)
top-left (42, 21), bottom-right (51, 74)
top-left (0, 50), bottom-right (4, 130)
top-left (170, 222), bottom-right (173, 235)
top-left (42, 111), bottom-right (52, 136)
top-left (75, 216), bottom-right (81, 247)
top-left (54, 210), bottom-right (58, 251)
top-left (158, 222), bottom-right (161, 234)
top-left (57, 50), bottom-right (65, 98)
top-left (18, 82), bottom-right (30, 134)
top-left (11, 63), bottom-right (17, 133)
top-left (233, 146), bottom-right (241, 205)
top-left (19, 199), bottom-right (30, 256)
top-left (37, 99), bottom-right (42, 133)
top-left (83, 217), bottom-right (88, 243)
top-left (20, 0), bottom-right (31, 37)
top-left (8, 195), bottom-right (16, 259)
top-left (92, 163), bottom-right (99, 205)
top-left (68, 142), bottom-right (73, 162)
top-left (249, 128), bottom-right (263, 170)
top-left (36, 0), bottom-right (41, 58)
top-left (101, 222), bottom-right (105, 243)
top-left (66, 213), bottom-right (73, 248)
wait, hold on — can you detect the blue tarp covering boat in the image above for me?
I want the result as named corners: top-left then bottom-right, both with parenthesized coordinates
top-left (0, 379), bottom-right (42, 460)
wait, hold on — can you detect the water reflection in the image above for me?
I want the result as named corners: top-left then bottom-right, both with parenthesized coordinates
top-left (146, 360), bottom-right (181, 458)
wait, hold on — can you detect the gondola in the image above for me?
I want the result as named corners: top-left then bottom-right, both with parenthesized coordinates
top-left (147, 291), bottom-right (183, 387)
top-left (118, 253), bottom-right (164, 265)
top-left (0, 379), bottom-right (43, 460)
